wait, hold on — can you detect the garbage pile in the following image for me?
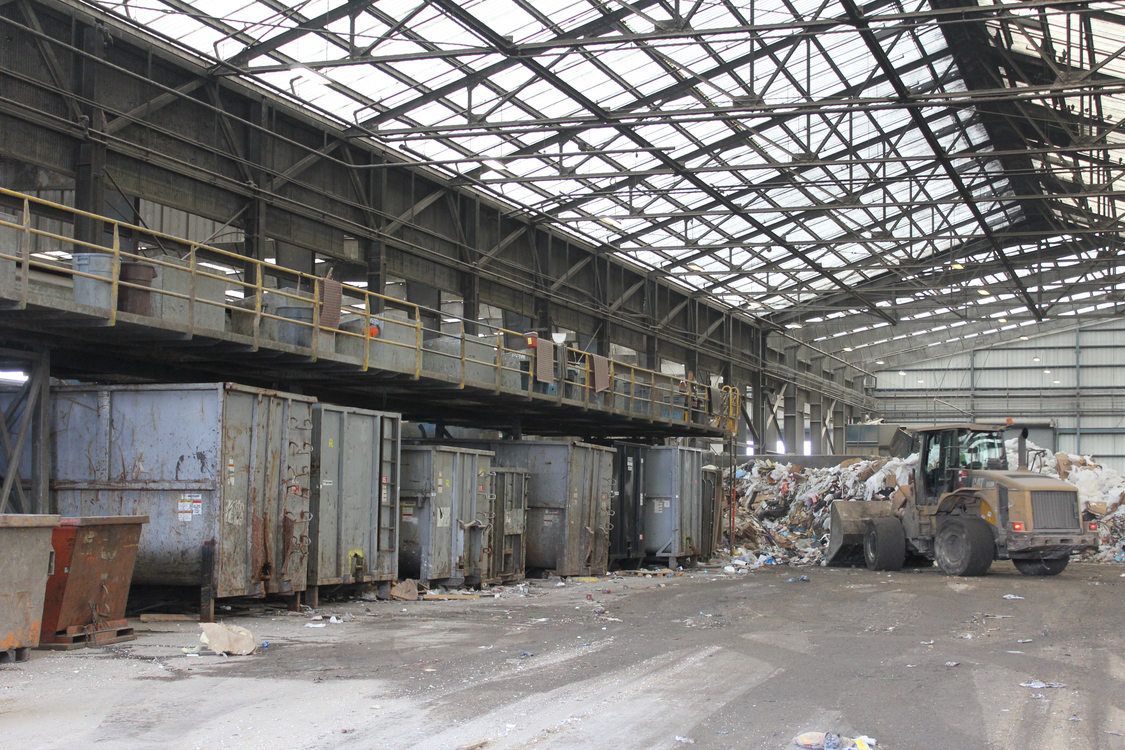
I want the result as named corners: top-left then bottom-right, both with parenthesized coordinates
top-left (728, 454), bottom-right (917, 568)
top-left (727, 439), bottom-right (1125, 567)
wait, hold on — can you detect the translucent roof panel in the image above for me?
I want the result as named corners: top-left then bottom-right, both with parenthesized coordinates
top-left (88, 0), bottom-right (1125, 366)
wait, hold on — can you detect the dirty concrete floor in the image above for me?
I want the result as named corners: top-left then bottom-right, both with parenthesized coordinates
top-left (3, 562), bottom-right (1124, 750)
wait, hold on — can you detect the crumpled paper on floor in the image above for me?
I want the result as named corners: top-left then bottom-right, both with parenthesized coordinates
top-left (199, 622), bottom-right (256, 655)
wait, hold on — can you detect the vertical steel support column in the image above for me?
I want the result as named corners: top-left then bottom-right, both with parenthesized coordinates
top-left (74, 25), bottom-right (107, 247)
top-left (810, 401), bottom-right (824, 454)
top-left (783, 349), bottom-right (798, 454)
top-left (832, 369), bottom-right (848, 451)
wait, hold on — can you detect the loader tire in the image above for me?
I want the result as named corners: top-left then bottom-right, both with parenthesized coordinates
top-left (1012, 556), bottom-right (1069, 576)
top-left (935, 517), bottom-right (995, 576)
top-left (864, 517), bottom-right (906, 571)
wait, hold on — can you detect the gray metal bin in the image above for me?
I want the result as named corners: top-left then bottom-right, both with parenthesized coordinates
top-left (491, 467), bottom-right (528, 583)
top-left (50, 383), bottom-right (315, 618)
top-left (641, 446), bottom-right (704, 566)
top-left (399, 445), bottom-right (493, 587)
top-left (308, 404), bottom-right (401, 605)
top-left (482, 440), bottom-right (613, 577)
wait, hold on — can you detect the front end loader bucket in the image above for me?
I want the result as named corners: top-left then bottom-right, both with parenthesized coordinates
top-left (825, 500), bottom-right (894, 567)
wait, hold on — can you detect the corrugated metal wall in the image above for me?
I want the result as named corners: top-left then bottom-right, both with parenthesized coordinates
top-left (873, 321), bottom-right (1125, 473)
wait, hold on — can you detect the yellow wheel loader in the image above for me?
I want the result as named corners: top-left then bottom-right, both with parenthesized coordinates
top-left (827, 425), bottom-right (1098, 576)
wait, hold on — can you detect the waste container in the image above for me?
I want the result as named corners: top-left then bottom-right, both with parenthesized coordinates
top-left (117, 262), bottom-right (156, 315)
top-left (307, 404), bottom-right (401, 606)
top-left (0, 514), bottom-right (60, 662)
top-left (38, 516), bottom-right (148, 649)
top-left (72, 252), bottom-right (114, 309)
top-left (641, 445), bottom-right (704, 566)
top-left (610, 443), bottom-right (646, 569)
top-left (51, 383), bottom-right (315, 621)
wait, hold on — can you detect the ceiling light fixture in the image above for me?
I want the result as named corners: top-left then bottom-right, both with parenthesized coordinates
top-left (951, 262), bottom-right (964, 270)
top-left (976, 289), bottom-right (989, 296)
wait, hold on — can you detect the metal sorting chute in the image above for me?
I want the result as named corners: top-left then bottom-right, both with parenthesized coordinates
top-left (50, 383), bottom-right (315, 617)
top-left (398, 445), bottom-right (494, 587)
top-left (308, 404), bottom-right (401, 605)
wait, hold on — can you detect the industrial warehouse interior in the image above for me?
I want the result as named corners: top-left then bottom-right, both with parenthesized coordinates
top-left (2, 0), bottom-right (1124, 748)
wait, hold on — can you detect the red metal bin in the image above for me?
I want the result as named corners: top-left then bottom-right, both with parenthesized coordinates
top-left (0, 514), bottom-right (60, 662)
top-left (38, 515), bottom-right (148, 649)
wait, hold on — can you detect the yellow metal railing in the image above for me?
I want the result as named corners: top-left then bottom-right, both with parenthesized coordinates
top-left (0, 187), bottom-right (739, 433)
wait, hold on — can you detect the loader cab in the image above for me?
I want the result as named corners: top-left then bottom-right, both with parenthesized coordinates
top-left (917, 426), bottom-right (1008, 503)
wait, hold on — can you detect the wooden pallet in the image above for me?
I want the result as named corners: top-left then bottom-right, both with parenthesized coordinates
top-left (38, 625), bottom-right (136, 651)
top-left (0, 647), bottom-right (30, 663)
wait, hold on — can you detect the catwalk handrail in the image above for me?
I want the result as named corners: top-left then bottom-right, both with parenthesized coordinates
top-left (0, 187), bottom-right (739, 433)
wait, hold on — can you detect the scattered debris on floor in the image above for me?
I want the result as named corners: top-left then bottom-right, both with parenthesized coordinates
top-left (793, 730), bottom-right (877, 749)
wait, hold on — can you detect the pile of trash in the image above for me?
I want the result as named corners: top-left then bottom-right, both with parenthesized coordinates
top-left (726, 439), bottom-right (1125, 567)
top-left (728, 454), bottom-right (917, 568)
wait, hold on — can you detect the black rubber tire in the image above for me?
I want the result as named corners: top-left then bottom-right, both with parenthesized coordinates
top-left (935, 517), bottom-right (995, 576)
top-left (1012, 556), bottom-right (1069, 576)
top-left (864, 517), bottom-right (906, 571)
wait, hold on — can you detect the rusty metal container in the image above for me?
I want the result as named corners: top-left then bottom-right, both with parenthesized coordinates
top-left (0, 514), bottom-right (59, 662)
top-left (480, 440), bottom-right (613, 577)
top-left (308, 404), bottom-right (401, 605)
top-left (699, 466), bottom-right (724, 561)
top-left (490, 467), bottom-right (528, 583)
top-left (50, 383), bottom-right (315, 618)
top-left (38, 516), bottom-right (147, 649)
top-left (641, 445), bottom-right (704, 566)
top-left (398, 445), bottom-right (493, 587)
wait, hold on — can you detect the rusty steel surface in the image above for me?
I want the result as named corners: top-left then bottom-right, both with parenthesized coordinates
top-left (0, 514), bottom-right (59, 656)
top-left (308, 405), bottom-right (401, 589)
top-left (51, 383), bottom-right (314, 601)
top-left (38, 515), bottom-right (147, 648)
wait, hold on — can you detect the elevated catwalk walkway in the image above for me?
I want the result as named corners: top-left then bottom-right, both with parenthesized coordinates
top-left (0, 189), bottom-right (737, 438)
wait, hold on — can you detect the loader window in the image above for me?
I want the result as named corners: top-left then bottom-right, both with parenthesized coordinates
top-left (958, 430), bottom-right (1006, 471)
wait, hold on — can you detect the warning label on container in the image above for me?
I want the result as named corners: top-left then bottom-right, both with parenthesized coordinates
top-left (542, 509), bottom-right (561, 527)
top-left (178, 492), bottom-right (202, 521)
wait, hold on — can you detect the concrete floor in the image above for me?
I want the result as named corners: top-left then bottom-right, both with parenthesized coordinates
top-left (3, 562), bottom-right (1124, 750)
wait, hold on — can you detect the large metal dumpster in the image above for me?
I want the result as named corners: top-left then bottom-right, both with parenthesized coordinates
top-left (50, 383), bottom-right (315, 620)
top-left (641, 446), bottom-right (704, 566)
top-left (399, 445), bottom-right (493, 587)
top-left (483, 440), bottom-right (613, 577)
top-left (39, 515), bottom-right (147, 649)
top-left (700, 465), bottom-right (724, 561)
top-left (490, 467), bottom-right (528, 583)
top-left (308, 404), bottom-right (401, 605)
top-left (0, 514), bottom-right (59, 662)
top-left (610, 443), bottom-right (646, 569)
